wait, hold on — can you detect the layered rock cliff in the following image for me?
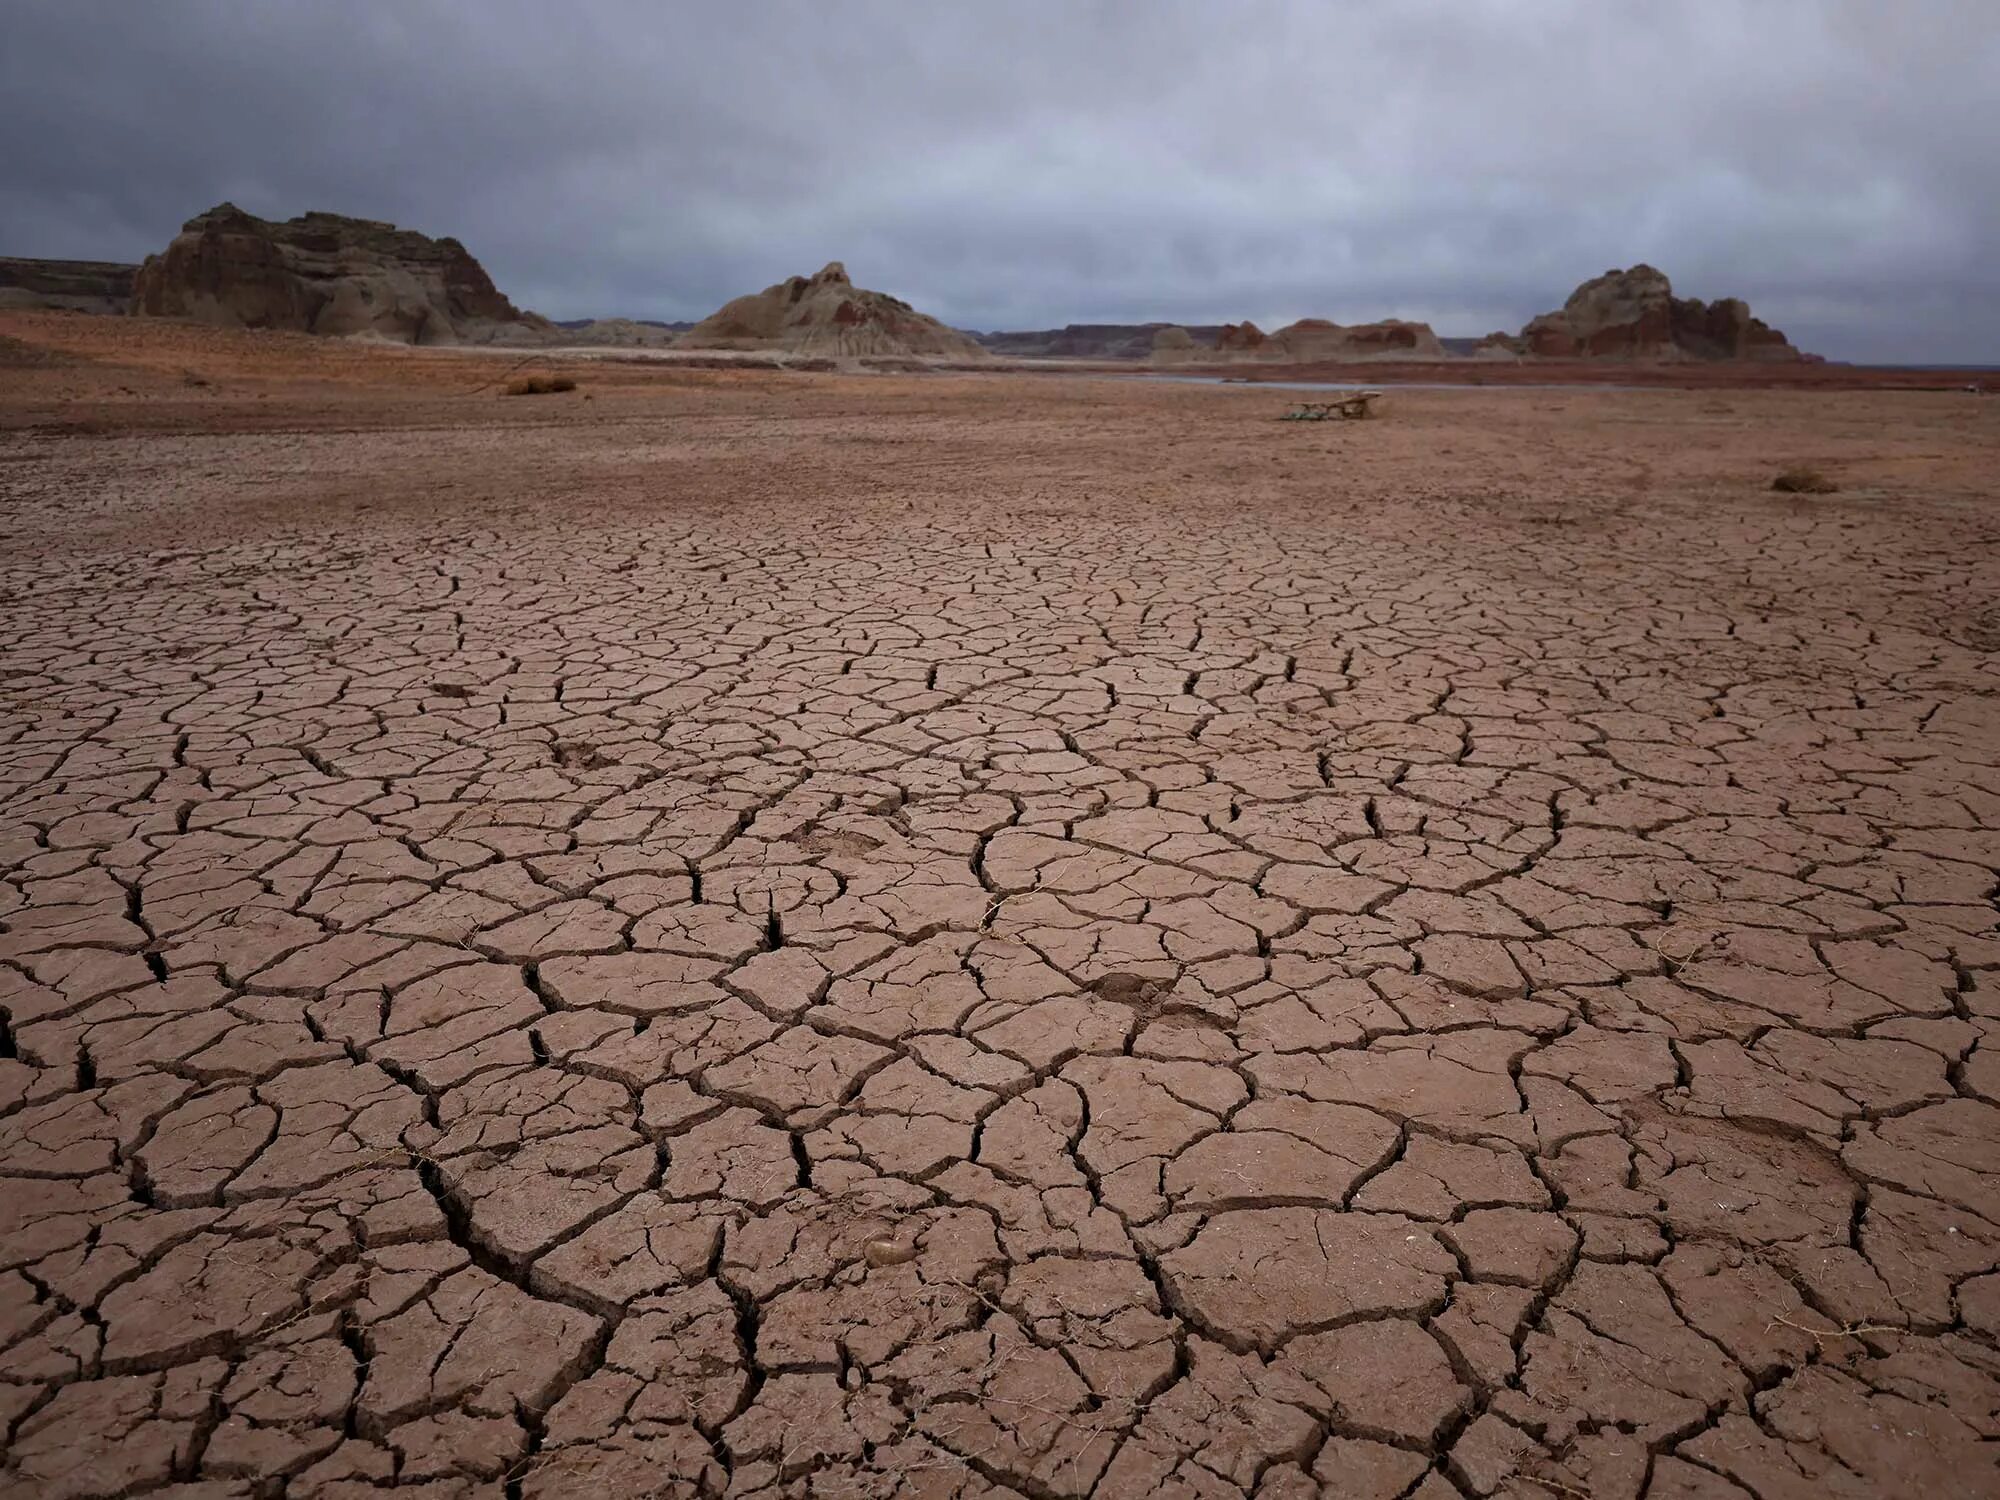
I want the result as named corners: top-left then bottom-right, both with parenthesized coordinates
top-left (130, 203), bottom-right (547, 345)
top-left (0, 258), bottom-right (138, 315)
top-left (1517, 265), bottom-right (1801, 360)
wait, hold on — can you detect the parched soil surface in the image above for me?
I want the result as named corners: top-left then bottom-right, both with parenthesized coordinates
top-left (3, 313), bottom-right (2000, 1499)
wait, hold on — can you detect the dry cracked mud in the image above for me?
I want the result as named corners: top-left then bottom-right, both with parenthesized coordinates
top-left (3, 320), bottom-right (2000, 1498)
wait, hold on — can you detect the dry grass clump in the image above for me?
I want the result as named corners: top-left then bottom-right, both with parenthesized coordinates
top-left (1771, 464), bottom-right (1837, 494)
top-left (503, 373), bottom-right (577, 396)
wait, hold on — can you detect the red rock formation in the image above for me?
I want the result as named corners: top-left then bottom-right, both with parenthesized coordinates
top-left (130, 203), bottom-right (546, 345)
top-left (1518, 266), bottom-right (1803, 361)
top-left (1674, 296), bottom-right (1801, 361)
top-left (1215, 321), bottom-right (1271, 354)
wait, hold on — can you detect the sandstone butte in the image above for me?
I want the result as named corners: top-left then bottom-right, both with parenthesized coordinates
top-left (678, 261), bottom-right (987, 359)
top-left (128, 202), bottom-right (550, 346)
top-left (1484, 263), bottom-right (1805, 361)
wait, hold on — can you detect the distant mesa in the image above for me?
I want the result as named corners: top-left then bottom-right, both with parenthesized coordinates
top-left (549, 317), bottom-right (687, 348)
top-left (973, 322), bottom-right (1218, 359)
top-left (554, 316), bottom-right (692, 333)
top-left (1209, 317), bottom-right (1444, 361)
top-left (1511, 264), bottom-right (1802, 361)
top-left (129, 202), bottom-right (549, 346)
top-left (679, 262), bottom-right (985, 358)
top-left (0, 257), bottom-right (137, 316)
top-left (976, 323), bottom-right (1225, 359)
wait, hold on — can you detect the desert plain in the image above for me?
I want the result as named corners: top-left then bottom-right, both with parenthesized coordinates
top-left (3, 310), bottom-right (2000, 1500)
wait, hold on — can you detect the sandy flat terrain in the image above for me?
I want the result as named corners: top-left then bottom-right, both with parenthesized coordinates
top-left (3, 311), bottom-right (1999, 1499)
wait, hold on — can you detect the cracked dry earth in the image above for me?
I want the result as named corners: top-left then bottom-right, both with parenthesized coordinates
top-left (2, 359), bottom-right (2000, 1500)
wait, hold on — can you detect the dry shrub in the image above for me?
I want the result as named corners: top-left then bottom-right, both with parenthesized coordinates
top-left (1771, 465), bottom-right (1837, 494)
top-left (503, 373), bottom-right (577, 396)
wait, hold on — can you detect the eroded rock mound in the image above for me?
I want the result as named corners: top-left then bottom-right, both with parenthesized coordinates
top-left (1272, 318), bottom-right (1444, 360)
top-left (0, 258), bottom-right (137, 315)
top-left (1211, 317), bottom-right (1444, 362)
top-left (1150, 326), bottom-right (1198, 364)
top-left (680, 262), bottom-right (984, 358)
top-left (1474, 331), bottom-right (1527, 358)
top-left (130, 202), bottom-right (548, 346)
top-left (1215, 321), bottom-right (1271, 355)
top-left (1520, 265), bottom-right (1802, 361)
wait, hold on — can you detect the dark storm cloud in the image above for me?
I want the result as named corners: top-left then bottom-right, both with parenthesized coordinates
top-left (4, 0), bottom-right (1996, 361)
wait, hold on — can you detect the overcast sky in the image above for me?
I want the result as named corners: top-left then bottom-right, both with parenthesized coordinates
top-left (4, 1), bottom-right (1996, 361)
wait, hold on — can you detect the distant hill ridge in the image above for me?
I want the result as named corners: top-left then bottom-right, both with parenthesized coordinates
top-left (0, 257), bottom-right (137, 316)
top-left (554, 317), bottom-right (693, 332)
top-left (973, 324), bottom-right (1229, 359)
top-left (0, 205), bottom-right (1814, 362)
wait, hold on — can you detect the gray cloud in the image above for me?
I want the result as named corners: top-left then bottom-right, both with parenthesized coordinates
top-left (4, 0), bottom-right (1996, 360)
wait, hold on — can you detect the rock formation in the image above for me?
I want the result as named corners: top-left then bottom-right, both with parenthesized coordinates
top-left (1210, 317), bottom-right (1443, 362)
top-left (1150, 326), bottom-right (1199, 363)
top-left (680, 263), bottom-right (984, 358)
top-left (1270, 318), bottom-right (1444, 360)
top-left (1214, 321), bottom-right (1271, 355)
top-left (130, 203), bottom-right (548, 345)
top-left (0, 258), bottom-right (137, 315)
top-left (1517, 265), bottom-right (1801, 360)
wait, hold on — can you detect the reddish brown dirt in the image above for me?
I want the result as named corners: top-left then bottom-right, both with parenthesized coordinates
top-left (3, 311), bottom-right (2000, 1498)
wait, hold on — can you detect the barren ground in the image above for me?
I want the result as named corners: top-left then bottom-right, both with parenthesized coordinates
top-left (3, 311), bottom-right (2000, 1499)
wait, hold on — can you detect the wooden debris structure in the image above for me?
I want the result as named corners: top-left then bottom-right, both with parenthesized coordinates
top-left (1280, 390), bottom-right (1384, 421)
